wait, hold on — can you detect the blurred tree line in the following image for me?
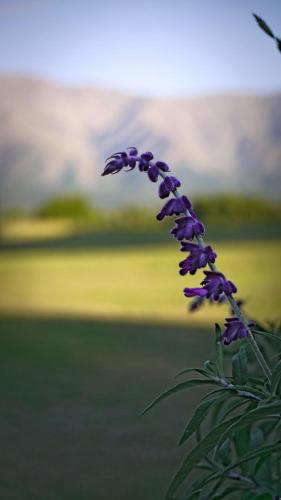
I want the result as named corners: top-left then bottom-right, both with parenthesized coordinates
top-left (36, 193), bottom-right (281, 230)
top-left (1, 193), bottom-right (281, 232)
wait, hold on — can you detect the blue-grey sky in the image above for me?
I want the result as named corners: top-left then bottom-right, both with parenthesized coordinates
top-left (0, 0), bottom-right (280, 97)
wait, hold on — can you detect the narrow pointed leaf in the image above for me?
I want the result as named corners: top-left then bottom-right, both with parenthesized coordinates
top-left (215, 323), bottom-right (224, 377)
top-left (271, 358), bottom-right (281, 395)
top-left (253, 14), bottom-right (275, 38)
top-left (203, 359), bottom-right (217, 375)
top-left (175, 367), bottom-right (209, 378)
top-left (232, 346), bottom-right (248, 385)
top-left (166, 403), bottom-right (281, 499)
top-left (140, 379), bottom-right (216, 416)
top-left (202, 441), bottom-right (281, 489)
top-left (165, 415), bottom-right (238, 499)
top-left (212, 486), bottom-right (243, 499)
top-left (218, 399), bottom-right (250, 423)
top-left (179, 391), bottom-right (230, 446)
top-left (215, 401), bottom-right (281, 454)
top-left (252, 329), bottom-right (281, 345)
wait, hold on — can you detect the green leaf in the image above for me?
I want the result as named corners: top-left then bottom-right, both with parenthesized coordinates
top-left (179, 391), bottom-right (230, 446)
top-left (216, 438), bottom-right (231, 466)
top-left (251, 426), bottom-right (264, 449)
top-left (217, 399), bottom-right (250, 423)
top-left (229, 383), bottom-right (266, 399)
top-left (234, 424), bottom-right (251, 473)
top-left (207, 477), bottom-right (225, 499)
top-left (166, 403), bottom-right (281, 498)
top-left (203, 441), bottom-right (281, 489)
top-left (215, 401), bottom-right (281, 455)
top-left (165, 415), bottom-right (239, 499)
top-left (212, 486), bottom-right (243, 499)
top-left (253, 13), bottom-right (275, 38)
top-left (253, 329), bottom-right (281, 345)
top-left (232, 346), bottom-right (248, 385)
top-left (271, 358), bottom-right (281, 395)
top-left (175, 367), bottom-right (209, 378)
top-left (139, 379), bottom-right (216, 416)
top-left (203, 359), bottom-right (217, 375)
top-left (188, 489), bottom-right (203, 500)
top-left (215, 323), bottom-right (224, 377)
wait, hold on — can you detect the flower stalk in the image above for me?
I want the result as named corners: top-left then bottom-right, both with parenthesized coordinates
top-left (102, 148), bottom-right (272, 380)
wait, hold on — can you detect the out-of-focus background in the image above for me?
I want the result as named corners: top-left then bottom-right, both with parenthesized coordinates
top-left (0, 1), bottom-right (280, 499)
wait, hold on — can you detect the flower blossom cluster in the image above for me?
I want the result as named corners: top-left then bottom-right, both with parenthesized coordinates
top-left (102, 148), bottom-right (249, 345)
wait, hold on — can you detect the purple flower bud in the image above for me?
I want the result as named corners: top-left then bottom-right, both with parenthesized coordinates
top-left (127, 157), bottom-right (137, 170)
top-left (102, 150), bottom-right (138, 176)
top-left (147, 164), bottom-right (160, 182)
top-left (171, 216), bottom-right (204, 240)
top-left (127, 147), bottom-right (138, 156)
top-left (156, 196), bottom-right (192, 221)
top-left (141, 151), bottom-right (154, 161)
top-left (158, 176), bottom-right (181, 199)
top-left (220, 317), bottom-right (248, 345)
top-left (138, 158), bottom-right (150, 171)
top-left (102, 157), bottom-right (125, 176)
top-left (155, 161), bottom-right (170, 172)
top-left (179, 243), bottom-right (217, 275)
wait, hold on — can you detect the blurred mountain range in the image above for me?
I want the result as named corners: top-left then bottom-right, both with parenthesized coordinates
top-left (0, 75), bottom-right (280, 209)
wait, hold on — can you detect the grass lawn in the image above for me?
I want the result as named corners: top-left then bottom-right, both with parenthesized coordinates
top-left (0, 315), bottom-right (213, 500)
top-left (0, 240), bottom-right (280, 325)
top-left (0, 234), bottom-right (280, 498)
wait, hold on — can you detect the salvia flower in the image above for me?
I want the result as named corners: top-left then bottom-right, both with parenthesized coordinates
top-left (184, 270), bottom-right (237, 301)
top-left (138, 151), bottom-right (153, 171)
top-left (179, 243), bottom-right (217, 275)
top-left (156, 195), bottom-right (192, 221)
top-left (220, 317), bottom-right (249, 345)
top-left (147, 161), bottom-right (170, 182)
top-left (102, 147), bottom-right (138, 176)
top-left (158, 176), bottom-right (181, 199)
top-left (171, 216), bottom-right (204, 240)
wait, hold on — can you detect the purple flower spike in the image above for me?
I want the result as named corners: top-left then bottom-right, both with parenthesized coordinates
top-left (179, 243), bottom-right (217, 275)
top-left (158, 176), bottom-right (181, 199)
top-left (171, 216), bottom-right (204, 240)
top-left (156, 196), bottom-right (192, 221)
top-left (220, 317), bottom-right (248, 345)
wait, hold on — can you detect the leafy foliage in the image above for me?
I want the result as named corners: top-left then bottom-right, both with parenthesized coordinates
top-left (141, 324), bottom-right (281, 499)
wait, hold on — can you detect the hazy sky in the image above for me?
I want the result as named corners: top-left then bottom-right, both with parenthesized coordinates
top-left (0, 0), bottom-right (280, 96)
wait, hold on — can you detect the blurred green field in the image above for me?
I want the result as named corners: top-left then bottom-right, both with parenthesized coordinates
top-left (0, 240), bottom-right (280, 325)
top-left (0, 315), bottom-right (213, 500)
